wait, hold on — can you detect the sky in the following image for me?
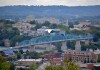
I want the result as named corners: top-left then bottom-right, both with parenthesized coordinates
top-left (0, 0), bottom-right (100, 6)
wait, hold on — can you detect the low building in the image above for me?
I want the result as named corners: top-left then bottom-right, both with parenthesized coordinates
top-left (0, 22), bottom-right (4, 27)
top-left (51, 58), bottom-right (63, 65)
top-left (3, 49), bottom-right (16, 58)
top-left (37, 28), bottom-right (65, 36)
top-left (16, 59), bottom-right (42, 69)
top-left (12, 22), bottom-right (36, 35)
top-left (18, 59), bottom-right (42, 65)
top-left (70, 22), bottom-right (91, 30)
top-left (42, 53), bottom-right (62, 60)
top-left (62, 50), bottom-right (97, 63)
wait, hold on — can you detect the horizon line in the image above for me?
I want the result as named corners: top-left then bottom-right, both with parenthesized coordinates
top-left (0, 5), bottom-right (100, 7)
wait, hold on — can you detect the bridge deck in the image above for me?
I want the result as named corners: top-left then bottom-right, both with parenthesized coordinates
top-left (19, 34), bottom-right (93, 47)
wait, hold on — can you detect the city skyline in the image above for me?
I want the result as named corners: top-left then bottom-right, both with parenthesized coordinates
top-left (0, 0), bottom-right (100, 6)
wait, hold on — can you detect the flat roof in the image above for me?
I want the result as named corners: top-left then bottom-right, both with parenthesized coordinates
top-left (18, 59), bottom-right (42, 62)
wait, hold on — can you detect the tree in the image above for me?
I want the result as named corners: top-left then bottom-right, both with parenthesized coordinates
top-left (45, 59), bottom-right (79, 70)
top-left (29, 52), bottom-right (41, 59)
top-left (19, 49), bottom-right (24, 54)
top-left (42, 21), bottom-right (50, 27)
top-left (54, 65), bottom-right (64, 70)
top-left (45, 66), bottom-right (53, 70)
top-left (30, 20), bottom-right (38, 25)
top-left (0, 62), bottom-right (10, 70)
top-left (45, 65), bottom-right (64, 70)
top-left (29, 63), bottom-right (38, 70)
top-left (97, 54), bottom-right (100, 62)
top-left (17, 53), bottom-right (21, 59)
top-left (10, 63), bottom-right (15, 70)
top-left (50, 24), bottom-right (57, 29)
top-left (0, 56), bottom-right (11, 70)
top-left (63, 59), bottom-right (79, 70)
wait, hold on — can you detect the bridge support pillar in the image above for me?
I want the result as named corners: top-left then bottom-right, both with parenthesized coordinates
top-left (29, 45), bottom-right (35, 52)
top-left (85, 40), bottom-right (89, 45)
top-left (61, 41), bottom-right (67, 52)
top-left (45, 44), bottom-right (51, 51)
top-left (75, 40), bottom-right (81, 51)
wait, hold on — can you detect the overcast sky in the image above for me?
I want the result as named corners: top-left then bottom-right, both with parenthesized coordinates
top-left (0, 0), bottom-right (100, 6)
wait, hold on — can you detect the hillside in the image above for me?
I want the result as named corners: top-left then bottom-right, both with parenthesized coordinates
top-left (0, 5), bottom-right (100, 19)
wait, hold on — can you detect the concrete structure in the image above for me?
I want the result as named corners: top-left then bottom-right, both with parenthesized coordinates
top-left (61, 41), bottom-right (67, 52)
top-left (4, 39), bottom-right (10, 47)
top-left (0, 47), bottom-right (9, 51)
top-left (15, 44), bottom-right (56, 53)
top-left (33, 44), bottom-right (56, 52)
top-left (75, 40), bottom-right (81, 51)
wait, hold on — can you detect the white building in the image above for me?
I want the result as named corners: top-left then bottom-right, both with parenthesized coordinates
top-left (37, 27), bottom-right (65, 36)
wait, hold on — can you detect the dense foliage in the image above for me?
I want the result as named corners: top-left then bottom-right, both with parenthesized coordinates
top-left (45, 59), bottom-right (79, 70)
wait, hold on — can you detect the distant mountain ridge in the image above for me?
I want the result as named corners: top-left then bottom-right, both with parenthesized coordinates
top-left (0, 5), bottom-right (100, 19)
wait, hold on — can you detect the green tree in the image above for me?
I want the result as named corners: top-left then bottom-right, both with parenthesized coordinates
top-left (0, 62), bottom-right (10, 70)
top-left (17, 53), bottom-right (21, 59)
top-left (30, 20), bottom-right (38, 25)
top-left (45, 66), bottom-right (53, 70)
top-left (0, 56), bottom-right (11, 70)
top-left (29, 63), bottom-right (38, 70)
top-left (45, 65), bottom-right (64, 70)
top-left (45, 59), bottom-right (79, 70)
top-left (10, 63), bottom-right (15, 70)
top-left (19, 49), bottom-right (24, 54)
top-left (42, 21), bottom-right (50, 27)
top-left (64, 59), bottom-right (79, 70)
top-left (97, 54), bottom-right (100, 62)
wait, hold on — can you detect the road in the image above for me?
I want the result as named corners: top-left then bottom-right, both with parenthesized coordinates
top-left (37, 62), bottom-right (50, 70)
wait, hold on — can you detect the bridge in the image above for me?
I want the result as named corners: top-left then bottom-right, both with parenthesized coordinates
top-left (18, 34), bottom-right (93, 51)
top-left (19, 34), bottom-right (93, 47)
top-left (0, 34), bottom-right (93, 52)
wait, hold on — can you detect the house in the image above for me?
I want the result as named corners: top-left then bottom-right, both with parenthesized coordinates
top-left (70, 22), bottom-right (91, 30)
top-left (12, 22), bottom-right (36, 35)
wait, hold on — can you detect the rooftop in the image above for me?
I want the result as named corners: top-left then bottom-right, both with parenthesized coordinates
top-left (18, 59), bottom-right (42, 62)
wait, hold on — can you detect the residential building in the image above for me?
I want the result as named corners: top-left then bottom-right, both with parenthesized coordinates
top-left (26, 16), bottom-right (61, 24)
top-left (12, 22), bottom-right (36, 35)
top-left (70, 22), bottom-right (91, 30)
top-left (62, 50), bottom-right (97, 63)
